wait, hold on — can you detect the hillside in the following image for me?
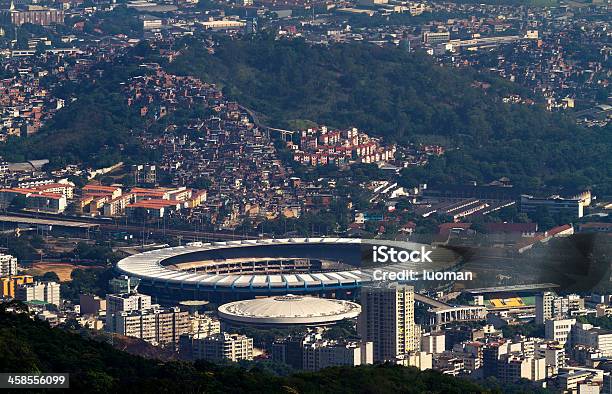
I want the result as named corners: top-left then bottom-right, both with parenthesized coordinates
top-left (0, 308), bottom-right (492, 393)
top-left (0, 56), bottom-right (156, 169)
top-left (166, 37), bottom-right (611, 193)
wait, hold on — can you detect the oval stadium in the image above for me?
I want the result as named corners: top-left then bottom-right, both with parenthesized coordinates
top-left (116, 238), bottom-right (462, 304)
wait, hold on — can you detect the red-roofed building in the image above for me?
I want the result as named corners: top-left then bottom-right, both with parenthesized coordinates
top-left (82, 184), bottom-right (122, 199)
top-left (126, 199), bottom-right (182, 218)
top-left (0, 188), bottom-right (67, 213)
top-left (31, 183), bottom-right (75, 199)
top-left (484, 223), bottom-right (538, 237)
top-left (26, 192), bottom-right (67, 213)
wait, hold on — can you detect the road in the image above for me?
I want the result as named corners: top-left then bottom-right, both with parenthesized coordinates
top-left (0, 211), bottom-right (252, 242)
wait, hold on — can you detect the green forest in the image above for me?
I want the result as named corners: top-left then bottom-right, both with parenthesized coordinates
top-left (0, 308), bottom-right (494, 393)
top-left (167, 37), bottom-right (611, 194)
top-left (1, 36), bottom-right (608, 194)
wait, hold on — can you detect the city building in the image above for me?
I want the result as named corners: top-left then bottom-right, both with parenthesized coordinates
top-left (0, 274), bottom-right (33, 298)
top-left (0, 3), bottom-right (64, 26)
top-left (545, 318), bottom-right (577, 345)
top-left (131, 164), bottom-right (157, 185)
top-left (497, 354), bottom-right (546, 383)
top-left (396, 351), bottom-right (433, 371)
top-left (0, 187), bottom-right (67, 213)
top-left (483, 341), bottom-right (510, 378)
top-left (180, 332), bottom-right (253, 362)
top-left (571, 323), bottom-right (612, 357)
top-left (422, 31), bottom-right (451, 44)
top-left (0, 253), bottom-right (17, 276)
top-left (536, 292), bottom-right (571, 324)
top-left (79, 294), bottom-right (106, 316)
top-left (272, 336), bottom-right (307, 369)
top-left (421, 331), bottom-right (445, 354)
top-left (302, 334), bottom-right (374, 371)
top-left (107, 306), bottom-right (190, 347)
top-left (521, 194), bottom-right (585, 218)
top-left (536, 292), bottom-right (555, 324)
top-left (358, 283), bottom-right (417, 363)
top-left (106, 292), bottom-right (151, 314)
top-left (15, 281), bottom-right (60, 306)
top-left (189, 313), bottom-right (221, 337)
top-left (105, 292), bottom-right (152, 330)
top-left (536, 342), bottom-right (566, 374)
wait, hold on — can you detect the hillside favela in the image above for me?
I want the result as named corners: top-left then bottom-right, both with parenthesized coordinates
top-left (0, 0), bottom-right (609, 391)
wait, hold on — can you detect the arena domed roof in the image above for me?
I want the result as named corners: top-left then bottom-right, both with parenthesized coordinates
top-left (217, 295), bottom-right (361, 326)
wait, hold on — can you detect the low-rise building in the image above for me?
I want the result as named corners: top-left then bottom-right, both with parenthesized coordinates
top-left (302, 335), bottom-right (373, 371)
top-left (572, 323), bottom-right (612, 357)
top-left (79, 294), bottom-right (106, 316)
top-left (545, 318), bottom-right (576, 345)
top-left (107, 306), bottom-right (190, 347)
top-left (497, 354), bottom-right (546, 382)
top-left (181, 332), bottom-right (253, 362)
top-left (0, 275), bottom-right (33, 298)
top-left (15, 281), bottom-right (60, 306)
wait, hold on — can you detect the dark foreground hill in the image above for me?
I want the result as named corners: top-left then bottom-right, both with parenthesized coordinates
top-left (0, 309), bottom-right (492, 393)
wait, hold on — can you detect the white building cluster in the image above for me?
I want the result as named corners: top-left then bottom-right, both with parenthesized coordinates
top-left (105, 292), bottom-right (191, 348)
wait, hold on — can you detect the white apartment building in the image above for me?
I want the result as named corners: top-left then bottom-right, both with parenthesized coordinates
top-left (396, 351), bottom-right (433, 371)
top-left (571, 323), bottom-right (612, 357)
top-left (302, 337), bottom-right (373, 371)
top-left (105, 292), bottom-right (152, 329)
top-left (536, 292), bottom-right (555, 325)
top-left (109, 306), bottom-right (190, 347)
top-left (497, 354), bottom-right (546, 383)
top-left (536, 292), bottom-right (572, 325)
top-left (186, 332), bottom-right (253, 362)
top-left (421, 331), bottom-right (445, 354)
top-left (189, 313), bottom-right (221, 337)
top-left (15, 281), bottom-right (60, 306)
top-left (545, 318), bottom-right (577, 345)
top-left (0, 253), bottom-right (17, 276)
top-left (535, 342), bottom-right (566, 374)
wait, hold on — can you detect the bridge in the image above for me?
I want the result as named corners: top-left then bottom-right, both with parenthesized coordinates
top-left (415, 293), bottom-right (487, 327)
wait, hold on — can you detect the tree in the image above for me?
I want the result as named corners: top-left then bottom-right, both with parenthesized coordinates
top-left (36, 272), bottom-right (60, 283)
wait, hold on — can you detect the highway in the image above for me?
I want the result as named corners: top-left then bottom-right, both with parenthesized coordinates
top-left (0, 211), bottom-right (252, 242)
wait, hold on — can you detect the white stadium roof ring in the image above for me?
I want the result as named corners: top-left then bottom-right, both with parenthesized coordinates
top-left (115, 238), bottom-right (461, 303)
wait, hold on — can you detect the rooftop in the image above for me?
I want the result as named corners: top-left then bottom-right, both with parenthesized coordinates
top-left (218, 294), bottom-right (361, 325)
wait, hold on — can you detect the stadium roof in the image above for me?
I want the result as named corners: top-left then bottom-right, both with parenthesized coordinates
top-left (217, 295), bottom-right (361, 325)
top-left (115, 237), bottom-right (458, 291)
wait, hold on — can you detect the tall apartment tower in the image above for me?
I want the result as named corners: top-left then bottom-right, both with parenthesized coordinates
top-left (536, 292), bottom-right (555, 325)
top-left (358, 282), bottom-right (417, 362)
